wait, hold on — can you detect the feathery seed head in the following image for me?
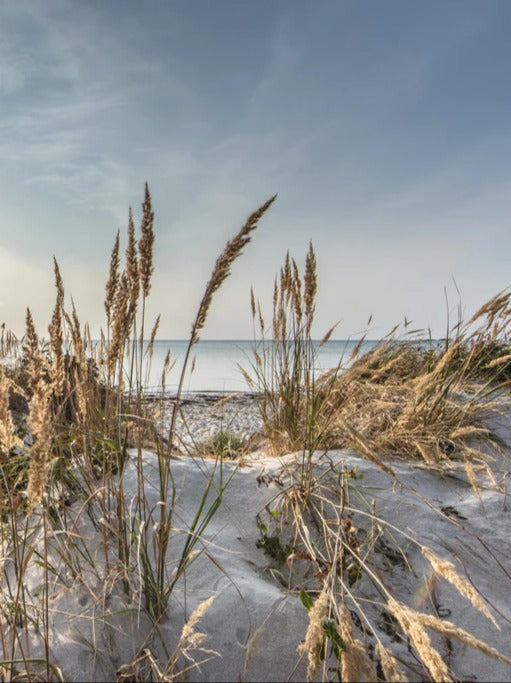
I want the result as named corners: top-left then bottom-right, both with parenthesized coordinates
top-left (109, 272), bottom-right (130, 371)
top-left (376, 643), bottom-right (408, 682)
top-left (191, 194), bottom-right (276, 344)
top-left (387, 598), bottom-right (452, 682)
top-left (291, 257), bottom-right (303, 323)
top-left (139, 182), bottom-right (155, 297)
top-left (24, 308), bottom-right (39, 361)
top-left (304, 241), bottom-right (317, 323)
top-left (105, 229), bottom-right (121, 325)
top-left (414, 611), bottom-right (511, 665)
top-left (147, 314), bottom-right (160, 357)
top-left (337, 604), bottom-right (377, 682)
top-left (0, 371), bottom-right (23, 453)
top-left (297, 589), bottom-right (329, 682)
top-left (250, 286), bottom-right (256, 319)
top-left (49, 258), bottom-right (65, 396)
top-left (421, 546), bottom-right (498, 626)
top-left (126, 207), bottom-right (140, 324)
top-left (26, 373), bottom-right (53, 512)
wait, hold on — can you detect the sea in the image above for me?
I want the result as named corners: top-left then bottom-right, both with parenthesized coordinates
top-left (1, 337), bottom-right (439, 394)
top-left (142, 339), bottom-right (382, 393)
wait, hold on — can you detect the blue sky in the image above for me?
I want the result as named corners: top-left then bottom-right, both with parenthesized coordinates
top-left (0, 0), bottom-right (510, 339)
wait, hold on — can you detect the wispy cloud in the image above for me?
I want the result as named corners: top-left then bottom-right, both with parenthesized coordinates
top-left (0, 1), bottom-right (510, 338)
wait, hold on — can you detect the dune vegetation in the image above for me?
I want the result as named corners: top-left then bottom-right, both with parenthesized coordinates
top-left (0, 185), bottom-right (510, 681)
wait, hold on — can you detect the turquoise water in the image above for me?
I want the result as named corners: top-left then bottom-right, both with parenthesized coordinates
top-left (142, 339), bottom-right (382, 393)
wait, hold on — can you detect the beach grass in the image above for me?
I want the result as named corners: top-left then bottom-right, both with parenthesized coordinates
top-left (246, 246), bottom-right (511, 477)
top-left (0, 186), bottom-right (276, 680)
top-left (0, 186), bottom-right (509, 680)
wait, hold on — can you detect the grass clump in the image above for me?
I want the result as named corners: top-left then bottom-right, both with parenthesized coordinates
top-left (247, 246), bottom-right (511, 473)
top-left (314, 339), bottom-right (497, 466)
top-left (243, 243), bottom-right (342, 491)
top-left (197, 430), bottom-right (247, 459)
top-left (0, 186), bottom-right (276, 681)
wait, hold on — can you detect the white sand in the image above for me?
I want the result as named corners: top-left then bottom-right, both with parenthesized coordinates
top-left (9, 424), bottom-right (510, 682)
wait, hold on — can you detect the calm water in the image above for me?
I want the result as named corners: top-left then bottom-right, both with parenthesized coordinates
top-left (142, 339), bottom-right (382, 393)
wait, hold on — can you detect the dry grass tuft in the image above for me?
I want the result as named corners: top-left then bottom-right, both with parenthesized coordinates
top-left (249, 257), bottom-right (511, 470)
top-left (247, 242), bottom-right (335, 461)
top-left (313, 339), bottom-right (498, 466)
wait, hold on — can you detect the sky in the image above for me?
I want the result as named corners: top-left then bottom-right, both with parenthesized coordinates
top-left (1, 0), bottom-right (511, 340)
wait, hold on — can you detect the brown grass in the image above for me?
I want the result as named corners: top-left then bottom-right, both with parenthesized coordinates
top-left (126, 207), bottom-right (140, 328)
top-left (248, 250), bottom-right (511, 471)
top-left (0, 370), bottom-right (22, 453)
top-left (246, 242), bottom-right (335, 461)
top-left (421, 546), bottom-right (498, 627)
top-left (105, 229), bottom-right (121, 329)
top-left (25, 334), bottom-right (53, 511)
top-left (375, 642), bottom-right (408, 682)
top-left (337, 604), bottom-right (377, 682)
top-left (314, 339), bottom-right (498, 466)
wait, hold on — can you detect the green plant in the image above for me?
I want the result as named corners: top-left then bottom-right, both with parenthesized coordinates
top-left (197, 430), bottom-right (247, 459)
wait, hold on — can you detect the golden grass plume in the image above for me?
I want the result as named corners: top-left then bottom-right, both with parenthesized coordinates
top-left (191, 194), bottom-right (277, 344)
top-left (387, 597), bottom-right (452, 682)
top-left (421, 546), bottom-right (498, 627)
top-left (337, 604), bottom-right (377, 682)
top-left (297, 587), bottom-right (329, 682)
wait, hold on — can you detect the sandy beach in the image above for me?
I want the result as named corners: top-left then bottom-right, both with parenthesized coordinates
top-left (11, 393), bottom-right (511, 682)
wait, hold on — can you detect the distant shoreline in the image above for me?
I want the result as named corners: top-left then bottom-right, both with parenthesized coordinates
top-left (141, 389), bottom-right (264, 402)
